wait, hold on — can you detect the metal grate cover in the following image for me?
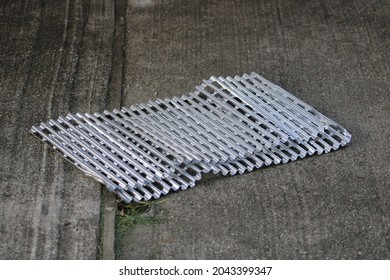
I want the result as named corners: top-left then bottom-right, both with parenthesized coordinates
top-left (31, 72), bottom-right (351, 203)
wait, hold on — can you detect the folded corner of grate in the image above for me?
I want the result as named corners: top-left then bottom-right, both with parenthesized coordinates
top-left (30, 72), bottom-right (351, 203)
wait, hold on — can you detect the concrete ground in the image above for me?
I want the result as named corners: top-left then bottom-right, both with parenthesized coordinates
top-left (0, 0), bottom-right (120, 259)
top-left (120, 0), bottom-right (390, 259)
top-left (1, 0), bottom-right (389, 260)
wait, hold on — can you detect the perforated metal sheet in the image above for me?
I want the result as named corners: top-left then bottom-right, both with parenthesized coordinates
top-left (31, 72), bottom-right (351, 203)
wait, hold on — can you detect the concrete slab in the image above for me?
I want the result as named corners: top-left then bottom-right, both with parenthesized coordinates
top-left (0, 0), bottom-right (117, 259)
top-left (121, 0), bottom-right (390, 259)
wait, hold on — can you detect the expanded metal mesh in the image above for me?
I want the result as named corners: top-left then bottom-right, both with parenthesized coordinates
top-left (31, 72), bottom-right (351, 203)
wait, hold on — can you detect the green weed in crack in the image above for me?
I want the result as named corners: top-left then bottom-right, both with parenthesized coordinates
top-left (115, 200), bottom-right (163, 259)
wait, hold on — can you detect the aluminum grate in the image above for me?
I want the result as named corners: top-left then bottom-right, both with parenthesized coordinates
top-left (31, 72), bottom-right (351, 203)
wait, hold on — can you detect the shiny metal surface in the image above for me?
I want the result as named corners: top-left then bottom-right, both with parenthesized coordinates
top-left (31, 72), bottom-right (351, 203)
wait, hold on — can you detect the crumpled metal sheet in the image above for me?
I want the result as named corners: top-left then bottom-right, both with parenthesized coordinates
top-left (31, 72), bottom-right (351, 203)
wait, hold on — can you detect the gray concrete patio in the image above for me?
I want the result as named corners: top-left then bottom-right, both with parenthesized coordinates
top-left (120, 0), bottom-right (390, 259)
top-left (1, 0), bottom-right (389, 259)
top-left (0, 0), bottom-right (120, 259)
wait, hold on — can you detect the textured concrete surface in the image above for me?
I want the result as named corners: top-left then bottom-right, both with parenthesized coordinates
top-left (1, 0), bottom-right (389, 260)
top-left (0, 0), bottom-right (118, 259)
top-left (121, 0), bottom-right (390, 259)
